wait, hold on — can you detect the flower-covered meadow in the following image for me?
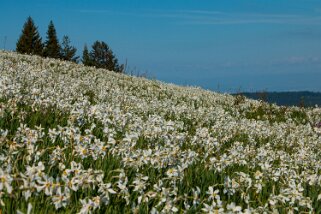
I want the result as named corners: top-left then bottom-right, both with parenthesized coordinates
top-left (0, 51), bottom-right (320, 213)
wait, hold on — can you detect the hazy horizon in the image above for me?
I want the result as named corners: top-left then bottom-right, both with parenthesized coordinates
top-left (1, 0), bottom-right (321, 92)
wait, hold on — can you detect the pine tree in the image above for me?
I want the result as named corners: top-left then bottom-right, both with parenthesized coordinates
top-left (43, 21), bottom-right (61, 58)
top-left (89, 41), bottom-right (123, 72)
top-left (16, 16), bottom-right (43, 55)
top-left (82, 44), bottom-right (92, 66)
top-left (60, 35), bottom-right (79, 62)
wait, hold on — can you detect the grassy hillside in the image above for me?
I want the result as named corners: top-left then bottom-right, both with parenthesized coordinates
top-left (0, 50), bottom-right (320, 213)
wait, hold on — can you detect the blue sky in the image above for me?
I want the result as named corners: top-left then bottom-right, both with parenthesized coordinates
top-left (1, 0), bottom-right (321, 92)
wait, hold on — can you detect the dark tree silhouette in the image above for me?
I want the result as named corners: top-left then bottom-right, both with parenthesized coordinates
top-left (16, 16), bottom-right (43, 56)
top-left (82, 44), bottom-right (92, 66)
top-left (43, 21), bottom-right (61, 58)
top-left (87, 40), bottom-right (123, 73)
top-left (60, 35), bottom-right (79, 62)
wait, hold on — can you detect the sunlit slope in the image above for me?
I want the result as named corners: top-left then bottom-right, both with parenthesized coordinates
top-left (0, 50), bottom-right (320, 213)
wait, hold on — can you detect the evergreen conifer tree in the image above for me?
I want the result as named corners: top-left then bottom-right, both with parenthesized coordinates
top-left (43, 21), bottom-right (61, 58)
top-left (60, 35), bottom-right (79, 62)
top-left (16, 16), bottom-right (43, 55)
top-left (82, 44), bottom-right (92, 66)
top-left (90, 41), bottom-right (123, 72)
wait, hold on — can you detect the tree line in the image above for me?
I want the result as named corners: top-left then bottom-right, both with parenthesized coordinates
top-left (16, 16), bottom-right (124, 73)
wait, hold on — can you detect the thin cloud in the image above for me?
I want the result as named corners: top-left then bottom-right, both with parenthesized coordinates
top-left (315, 8), bottom-right (321, 13)
top-left (176, 11), bottom-right (321, 25)
top-left (284, 56), bottom-right (321, 64)
top-left (78, 9), bottom-right (112, 13)
top-left (77, 9), bottom-right (135, 16)
top-left (174, 10), bottom-right (226, 15)
top-left (76, 8), bottom-right (321, 25)
top-left (284, 28), bottom-right (321, 40)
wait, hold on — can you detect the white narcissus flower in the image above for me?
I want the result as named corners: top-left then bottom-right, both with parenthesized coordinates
top-left (92, 196), bottom-right (101, 209)
top-left (166, 168), bottom-right (178, 178)
top-left (254, 170), bottom-right (263, 179)
top-left (132, 175), bottom-right (148, 193)
top-left (226, 202), bottom-right (242, 213)
top-left (206, 186), bottom-right (220, 201)
top-left (202, 202), bottom-right (225, 214)
top-left (51, 187), bottom-right (70, 209)
top-left (36, 175), bottom-right (55, 196)
top-left (202, 203), bottom-right (214, 213)
top-left (78, 198), bottom-right (93, 214)
top-left (0, 168), bottom-right (13, 194)
top-left (98, 183), bottom-right (116, 205)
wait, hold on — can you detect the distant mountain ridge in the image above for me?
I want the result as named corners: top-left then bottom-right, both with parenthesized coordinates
top-left (238, 91), bottom-right (321, 107)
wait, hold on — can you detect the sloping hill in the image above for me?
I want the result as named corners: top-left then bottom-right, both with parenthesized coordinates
top-left (0, 51), bottom-right (320, 213)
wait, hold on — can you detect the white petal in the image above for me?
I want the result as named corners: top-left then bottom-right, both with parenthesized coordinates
top-left (108, 189), bottom-right (116, 194)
